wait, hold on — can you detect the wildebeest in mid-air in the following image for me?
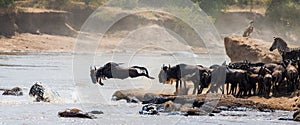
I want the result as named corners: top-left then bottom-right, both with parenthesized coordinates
top-left (90, 62), bottom-right (155, 85)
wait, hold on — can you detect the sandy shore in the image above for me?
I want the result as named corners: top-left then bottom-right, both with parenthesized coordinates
top-left (0, 33), bottom-right (75, 53)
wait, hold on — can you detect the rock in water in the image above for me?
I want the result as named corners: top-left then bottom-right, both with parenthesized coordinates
top-left (224, 36), bottom-right (281, 63)
top-left (139, 104), bottom-right (159, 115)
top-left (293, 110), bottom-right (300, 121)
top-left (58, 108), bottom-right (96, 119)
top-left (2, 87), bottom-right (23, 96)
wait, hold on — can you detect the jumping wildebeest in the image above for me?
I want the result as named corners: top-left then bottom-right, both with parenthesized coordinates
top-left (158, 64), bottom-right (210, 95)
top-left (269, 37), bottom-right (300, 61)
top-left (90, 62), bottom-right (155, 85)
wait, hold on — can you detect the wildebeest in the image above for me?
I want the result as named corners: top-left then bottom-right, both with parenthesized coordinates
top-left (257, 66), bottom-right (272, 96)
top-left (226, 68), bottom-right (249, 97)
top-left (269, 37), bottom-right (300, 61)
top-left (271, 64), bottom-right (285, 96)
top-left (158, 64), bottom-right (210, 95)
top-left (285, 61), bottom-right (299, 92)
top-left (90, 62), bottom-right (155, 85)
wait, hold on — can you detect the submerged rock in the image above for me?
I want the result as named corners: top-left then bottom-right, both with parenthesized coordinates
top-left (2, 87), bottom-right (23, 96)
top-left (224, 36), bottom-right (281, 63)
top-left (58, 108), bottom-right (96, 119)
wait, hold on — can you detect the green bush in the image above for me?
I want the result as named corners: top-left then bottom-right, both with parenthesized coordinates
top-left (0, 0), bottom-right (14, 8)
top-left (265, 0), bottom-right (300, 27)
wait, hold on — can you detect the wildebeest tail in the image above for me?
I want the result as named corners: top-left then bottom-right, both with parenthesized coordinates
top-left (131, 66), bottom-right (149, 75)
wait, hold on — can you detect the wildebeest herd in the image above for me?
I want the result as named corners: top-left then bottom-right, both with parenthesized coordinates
top-left (90, 37), bottom-right (300, 98)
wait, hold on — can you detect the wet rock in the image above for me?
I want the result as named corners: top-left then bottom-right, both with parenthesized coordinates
top-left (192, 100), bottom-right (205, 108)
top-left (293, 110), bottom-right (300, 121)
top-left (220, 113), bottom-right (248, 117)
top-left (183, 109), bottom-right (208, 116)
top-left (168, 111), bottom-right (186, 115)
top-left (2, 87), bottom-right (23, 96)
top-left (139, 104), bottom-right (159, 115)
top-left (142, 95), bottom-right (175, 104)
top-left (58, 108), bottom-right (96, 119)
top-left (224, 36), bottom-right (281, 63)
top-left (126, 96), bottom-right (140, 103)
top-left (162, 101), bottom-right (181, 112)
top-left (89, 110), bottom-right (104, 114)
top-left (217, 106), bottom-right (229, 111)
top-left (278, 117), bottom-right (293, 121)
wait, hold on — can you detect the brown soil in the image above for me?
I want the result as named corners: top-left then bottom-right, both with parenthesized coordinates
top-left (0, 33), bottom-right (75, 52)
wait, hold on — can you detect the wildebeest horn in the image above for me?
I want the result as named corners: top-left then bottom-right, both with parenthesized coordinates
top-left (94, 66), bottom-right (97, 70)
top-left (168, 64), bottom-right (171, 69)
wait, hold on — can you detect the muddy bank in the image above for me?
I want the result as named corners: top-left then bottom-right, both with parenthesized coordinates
top-left (113, 89), bottom-right (300, 111)
top-left (0, 33), bottom-right (75, 52)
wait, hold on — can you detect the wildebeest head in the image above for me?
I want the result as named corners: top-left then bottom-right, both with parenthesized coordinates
top-left (90, 66), bottom-right (98, 84)
top-left (201, 71), bottom-right (211, 88)
top-left (158, 65), bottom-right (168, 83)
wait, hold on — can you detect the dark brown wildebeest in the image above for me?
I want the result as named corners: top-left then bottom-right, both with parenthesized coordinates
top-left (226, 68), bottom-right (249, 97)
top-left (90, 62), bottom-right (155, 85)
top-left (158, 64), bottom-right (210, 95)
top-left (271, 64), bottom-right (285, 96)
top-left (285, 61), bottom-right (299, 92)
top-left (257, 66), bottom-right (271, 96)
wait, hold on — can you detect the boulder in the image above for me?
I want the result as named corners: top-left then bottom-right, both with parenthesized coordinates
top-left (224, 36), bottom-right (281, 63)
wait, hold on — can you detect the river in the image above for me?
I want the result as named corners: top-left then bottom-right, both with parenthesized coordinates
top-left (0, 52), bottom-right (297, 125)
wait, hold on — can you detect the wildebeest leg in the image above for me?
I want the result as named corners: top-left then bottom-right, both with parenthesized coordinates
top-left (192, 81), bottom-right (199, 95)
top-left (97, 77), bottom-right (104, 86)
top-left (183, 81), bottom-right (187, 89)
top-left (174, 80), bottom-right (180, 95)
top-left (226, 83), bottom-right (230, 95)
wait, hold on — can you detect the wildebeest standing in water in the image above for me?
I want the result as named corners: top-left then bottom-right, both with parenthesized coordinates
top-left (158, 64), bottom-right (211, 95)
top-left (90, 62), bottom-right (155, 85)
